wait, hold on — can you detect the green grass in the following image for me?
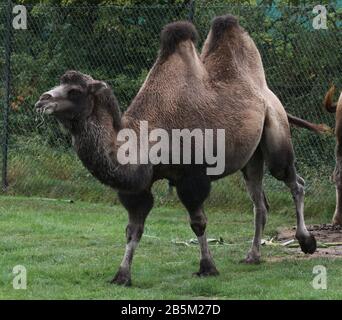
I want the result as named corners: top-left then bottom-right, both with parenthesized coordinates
top-left (1, 196), bottom-right (342, 300)
top-left (1, 136), bottom-right (340, 299)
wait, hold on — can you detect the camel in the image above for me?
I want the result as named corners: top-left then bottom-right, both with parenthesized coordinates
top-left (35, 16), bottom-right (317, 286)
top-left (324, 85), bottom-right (342, 225)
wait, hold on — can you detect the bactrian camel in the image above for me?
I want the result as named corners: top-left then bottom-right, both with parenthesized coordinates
top-left (35, 15), bottom-right (318, 286)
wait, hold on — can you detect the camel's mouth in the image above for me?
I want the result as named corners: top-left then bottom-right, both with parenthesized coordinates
top-left (35, 101), bottom-right (58, 115)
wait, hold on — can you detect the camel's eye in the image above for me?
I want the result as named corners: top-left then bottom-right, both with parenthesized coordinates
top-left (68, 88), bottom-right (83, 99)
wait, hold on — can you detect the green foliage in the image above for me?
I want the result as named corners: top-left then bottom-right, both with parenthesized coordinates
top-left (1, 3), bottom-right (193, 148)
top-left (0, 2), bottom-right (341, 200)
top-left (2, 3), bottom-right (341, 145)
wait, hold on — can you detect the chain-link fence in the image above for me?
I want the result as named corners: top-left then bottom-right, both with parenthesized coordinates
top-left (0, 1), bottom-right (341, 208)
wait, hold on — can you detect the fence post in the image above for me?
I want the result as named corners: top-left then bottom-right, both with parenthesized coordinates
top-left (188, 0), bottom-right (196, 22)
top-left (2, 0), bottom-right (12, 191)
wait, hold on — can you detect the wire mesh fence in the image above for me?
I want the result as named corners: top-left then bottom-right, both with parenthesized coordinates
top-left (0, 2), bottom-right (341, 207)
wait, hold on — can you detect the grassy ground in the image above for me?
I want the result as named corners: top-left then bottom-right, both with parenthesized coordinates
top-left (1, 196), bottom-right (341, 300)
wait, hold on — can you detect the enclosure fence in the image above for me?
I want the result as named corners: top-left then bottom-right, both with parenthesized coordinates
top-left (0, 1), bottom-right (341, 207)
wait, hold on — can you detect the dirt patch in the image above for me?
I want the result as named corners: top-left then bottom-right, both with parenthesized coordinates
top-left (277, 224), bottom-right (342, 243)
top-left (275, 224), bottom-right (342, 258)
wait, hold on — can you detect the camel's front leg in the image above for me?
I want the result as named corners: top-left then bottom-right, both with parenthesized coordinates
top-left (176, 173), bottom-right (219, 277)
top-left (190, 208), bottom-right (219, 276)
top-left (111, 190), bottom-right (154, 286)
top-left (332, 154), bottom-right (342, 225)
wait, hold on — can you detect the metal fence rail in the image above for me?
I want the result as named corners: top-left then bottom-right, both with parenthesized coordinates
top-left (0, 2), bottom-right (341, 206)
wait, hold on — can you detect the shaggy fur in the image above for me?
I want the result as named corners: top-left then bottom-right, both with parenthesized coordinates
top-left (324, 85), bottom-right (342, 225)
top-left (35, 17), bottom-right (318, 286)
top-left (60, 70), bottom-right (92, 87)
top-left (159, 21), bottom-right (198, 62)
top-left (205, 14), bottom-right (239, 54)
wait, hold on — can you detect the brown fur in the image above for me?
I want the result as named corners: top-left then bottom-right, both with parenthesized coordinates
top-left (324, 85), bottom-right (338, 113)
top-left (323, 85), bottom-right (342, 225)
top-left (205, 14), bottom-right (239, 54)
top-left (287, 113), bottom-right (331, 134)
top-left (35, 17), bottom-right (316, 285)
top-left (159, 21), bottom-right (198, 63)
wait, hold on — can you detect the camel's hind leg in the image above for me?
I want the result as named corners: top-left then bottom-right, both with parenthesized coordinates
top-left (241, 147), bottom-right (269, 264)
top-left (261, 117), bottom-right (316, 254)
top-left (176, 171), bottom-right (219, 277)
top-left (283, 171), bottom-right (316, 253)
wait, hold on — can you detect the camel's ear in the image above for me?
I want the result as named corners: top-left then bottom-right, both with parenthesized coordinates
top-left (88, 80), bottom-right (122, 129)
top-left (88, 80), bottom-right (108, 95)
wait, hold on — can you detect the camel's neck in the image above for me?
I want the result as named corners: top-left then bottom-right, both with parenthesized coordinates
top-left (72, 116), bottom-right (152, 193)
top-left (73, 118), bottom-right (120, 187)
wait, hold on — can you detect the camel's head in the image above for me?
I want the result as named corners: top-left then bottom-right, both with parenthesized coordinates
top-left (35, 70), bottom-right (121, 130)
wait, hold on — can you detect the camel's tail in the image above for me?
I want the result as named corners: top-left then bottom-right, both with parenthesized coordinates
top-left (287, 113), bottom-right (332, 134)
top-left (324, 85), bottom-right (338, 113)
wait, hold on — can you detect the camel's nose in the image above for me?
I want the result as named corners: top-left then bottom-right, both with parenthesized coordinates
top-left (35, 100), bottom-right (44, 109)
top-left (35, 93), bottom-right (52, 109)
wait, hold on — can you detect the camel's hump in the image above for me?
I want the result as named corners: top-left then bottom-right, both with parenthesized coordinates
top-left (211, 14), bottom-right (239, 40)
top-left (160, 21), bottom-right (198, 60)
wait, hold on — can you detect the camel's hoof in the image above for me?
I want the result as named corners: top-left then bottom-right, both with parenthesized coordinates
top-left (240, 252), bottom-right (261, 264)
top-left (297, 233), bottom-right (317, 254)
top-left (110, 268), bottom-right (132, 286)
top-left (193, 258), bottom-right (219, 277)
